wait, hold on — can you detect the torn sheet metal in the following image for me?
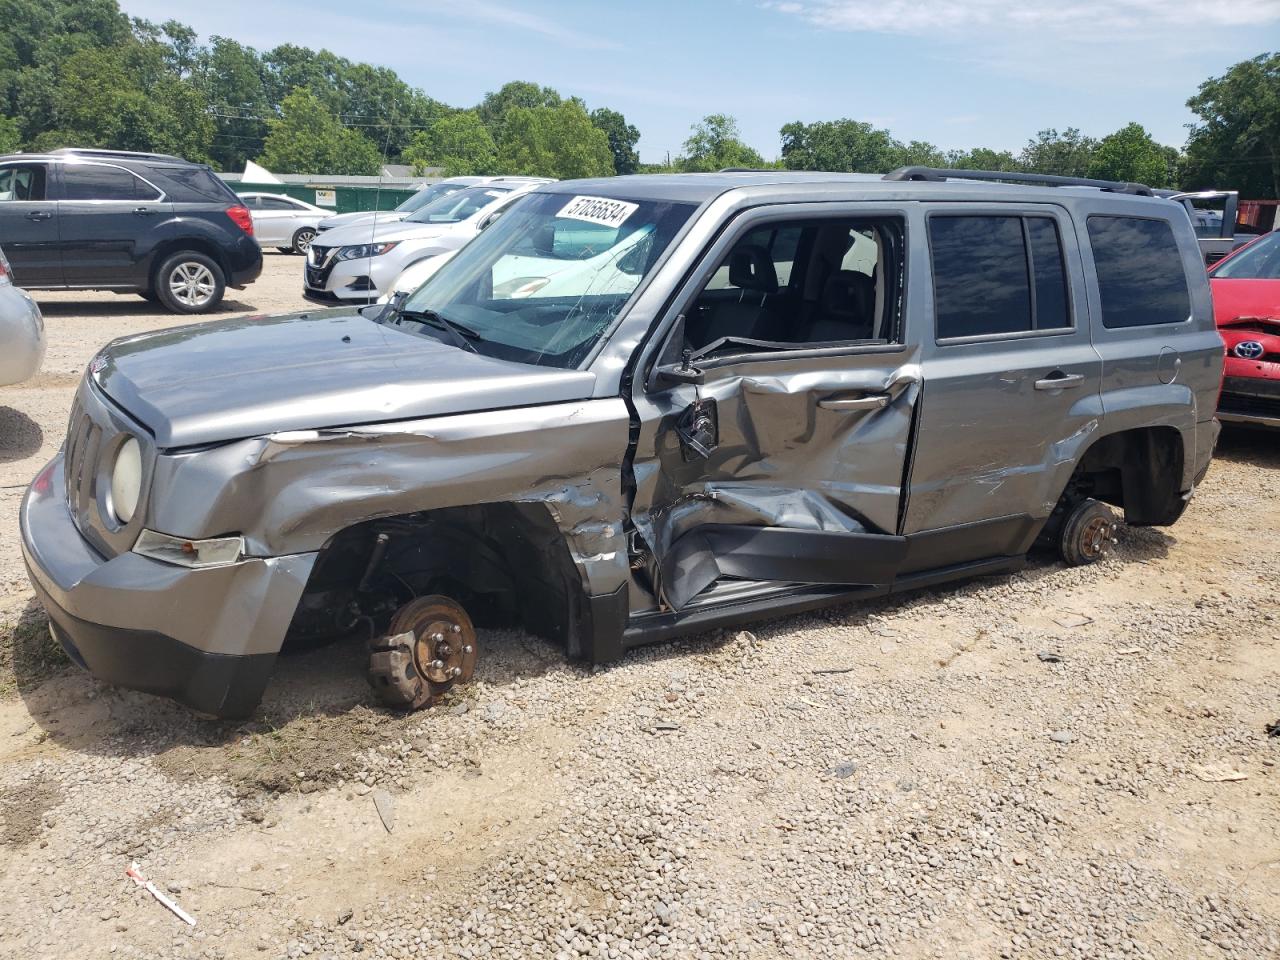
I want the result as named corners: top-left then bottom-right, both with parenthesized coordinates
top-left (659, 524), bottom-right (909, 610)
top-left (628, 356), bottom-right (922, 608)
top-left (148, 399), bottom-right (635, 602)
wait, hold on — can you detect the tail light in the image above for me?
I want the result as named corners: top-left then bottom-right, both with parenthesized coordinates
top-left (225, 205), bottom-right (254, 236)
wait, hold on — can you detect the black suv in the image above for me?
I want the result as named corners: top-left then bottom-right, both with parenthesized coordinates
top-left (0, 148), bottom-right (262, 313)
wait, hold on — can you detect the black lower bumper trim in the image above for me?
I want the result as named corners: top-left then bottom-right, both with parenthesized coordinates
top-left (29, 569), bottom-right (274, 718)
top-left (303, 288), bottom-right (372, 307)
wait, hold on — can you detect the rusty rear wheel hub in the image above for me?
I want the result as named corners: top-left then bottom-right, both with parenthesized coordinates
top-left (1080, 515), bottom-right (1118, 561)
top-left (367, 595), bottom-right (477, 710)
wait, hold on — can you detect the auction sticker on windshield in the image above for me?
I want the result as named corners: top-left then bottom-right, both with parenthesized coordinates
top-left (557, 196), bottom-right (639, 229)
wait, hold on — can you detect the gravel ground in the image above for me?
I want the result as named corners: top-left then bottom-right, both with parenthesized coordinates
top-left (0, 255), bottom-right (1277, 959)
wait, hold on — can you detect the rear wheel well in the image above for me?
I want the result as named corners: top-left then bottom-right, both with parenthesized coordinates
top-left (1055, 426), bottom-right (1186, 529)
top-left (147, 238), bottom-right (228, 292)
top-left (286, 503), bottom-right (592, 655)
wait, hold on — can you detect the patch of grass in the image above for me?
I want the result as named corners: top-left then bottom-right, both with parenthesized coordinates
top-left (0, 608), bottom-right (69, 699)
top-left (154, 703), bottom-right (411, 796)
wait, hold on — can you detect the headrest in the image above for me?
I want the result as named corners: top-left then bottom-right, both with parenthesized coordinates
top-left (728, 245), bottom-right (779, 294)
top-left (822, 270), bottom-right (874, 316)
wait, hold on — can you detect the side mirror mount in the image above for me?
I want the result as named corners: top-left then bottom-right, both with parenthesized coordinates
top-left (655, 345), bottom-right (705, 385)
top-left (655, 361), bottom-right (705, 386)
top-left (651, 314), bottom-right (704, 386)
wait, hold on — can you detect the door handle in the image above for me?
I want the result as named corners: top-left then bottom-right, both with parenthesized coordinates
top-left (818, 393), bottom-right (891, 411)
top-left (1034, 372), bottom-right (1085, 391)
top-left (25, 210), bottom-right (52, 221)
top-left (133, 207), bottom-right (155, 216)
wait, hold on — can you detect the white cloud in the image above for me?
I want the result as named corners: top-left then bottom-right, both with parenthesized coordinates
top-left (765, 0), bottom-right (1280, 35)
top-left (391, 0), bottom-right (621, 50)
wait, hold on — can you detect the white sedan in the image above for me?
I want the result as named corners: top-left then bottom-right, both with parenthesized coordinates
top-left (239, 192), bottom-right (331, 255)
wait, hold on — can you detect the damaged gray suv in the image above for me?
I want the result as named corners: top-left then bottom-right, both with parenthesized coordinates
top-left (20, 168), bottom-right (1223, 718)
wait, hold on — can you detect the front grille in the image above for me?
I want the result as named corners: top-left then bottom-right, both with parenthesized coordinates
top-left (63, 395), bottom-right (101, 528)
top-left (1220, 377), bottom-right (1280, 421)
top-left (1220, 393), bottom-right (1280, 421)
top-left (60, 381), bottom-right (151, 557)
top-left (305, 245), bottom-right (337, 290)
top-left (1223, 375), bottom-right (1280, 400)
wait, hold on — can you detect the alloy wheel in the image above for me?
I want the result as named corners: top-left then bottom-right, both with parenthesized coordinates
top-left (167, 261), bottom-right (216, 308)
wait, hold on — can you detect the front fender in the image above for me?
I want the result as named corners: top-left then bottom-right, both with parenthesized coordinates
top-left (146, 399), bottom-right (635, 600)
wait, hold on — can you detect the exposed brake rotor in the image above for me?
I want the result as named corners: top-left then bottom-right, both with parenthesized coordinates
top-left (1079, 515), bottom-right (1119, 561)
top-left (367, 595), bottom-right (478, 710)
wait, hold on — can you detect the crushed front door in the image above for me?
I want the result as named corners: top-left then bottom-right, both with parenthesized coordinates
top-left (625, 204), bottom-right (922, 610)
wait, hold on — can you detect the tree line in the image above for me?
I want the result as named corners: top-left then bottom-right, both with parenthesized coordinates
top-left (0, 1), bottom-right (1275, 197)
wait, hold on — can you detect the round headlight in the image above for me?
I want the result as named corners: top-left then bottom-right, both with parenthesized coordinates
top-left (110, 437), bottom-right (142, 524)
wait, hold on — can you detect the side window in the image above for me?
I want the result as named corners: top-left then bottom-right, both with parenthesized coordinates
top-left (0, 165), bottom-right (48, 202)
top-left (930, 214), bottom-right (1072, 340)
top-left (685, 216), bottom-right (905, 356)
top-left (259, 196), bottom-right (301, 210)
top-left (1027, 218), bottom-right (1070, 331)
top-left (151, 165), bottom-right (236, 202)
top-left (60, 164), bottom-right (159, 201)
top-left (703, 225), bottom-right (802, 292)
top-left (1087, 216), bottom-right (1191, 328)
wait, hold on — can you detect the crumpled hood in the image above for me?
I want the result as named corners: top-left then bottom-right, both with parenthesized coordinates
top-left (312, 217), bottom-right (462, 249)
top-left (91, 310), bottom-right (596, 448)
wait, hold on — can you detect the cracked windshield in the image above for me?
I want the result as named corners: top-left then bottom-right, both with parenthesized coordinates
top-left (390, 192), bottom-right (695, 367)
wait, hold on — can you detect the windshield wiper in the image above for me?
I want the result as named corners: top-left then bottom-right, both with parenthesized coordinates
top-left (396, 308), bottom-right (482, 354)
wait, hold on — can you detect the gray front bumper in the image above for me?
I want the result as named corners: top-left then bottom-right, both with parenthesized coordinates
top-left (19, 454), bottom-right (317, 715)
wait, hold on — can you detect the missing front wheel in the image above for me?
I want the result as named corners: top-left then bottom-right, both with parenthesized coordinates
top-left (367, 595), bottom-right (478, 710)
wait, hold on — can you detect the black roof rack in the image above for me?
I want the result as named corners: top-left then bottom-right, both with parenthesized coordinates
top-left (717, 167), bottom-right (778, 173)
top-left (883, 166), bottom-right (1154, 197)
top-left (50, 147), bottom-right (186, 163)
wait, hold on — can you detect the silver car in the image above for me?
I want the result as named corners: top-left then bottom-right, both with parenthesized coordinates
top-left (0, 246), bottom-right (44, 386)
top-left (239, 192), bottom-right (330, 255)
top-left (21, 169), bottom-right (1222, 718)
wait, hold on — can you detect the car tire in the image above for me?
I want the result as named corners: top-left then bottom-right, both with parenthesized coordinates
top-left (291, 227), bottom-right (317, 256)
top-left (1058, 498), bottom-right (1119, 566)
top-left (154, 252), bottom-right (226, 314)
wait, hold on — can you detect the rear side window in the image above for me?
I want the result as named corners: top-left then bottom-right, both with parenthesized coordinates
top-left (259, 195), bottom-right (302, 210)
top-left (61, 164), bottom-right (160, 201)
top-left (930, 215), bottom-right (1072, 339)
top-left (0, 164), bottom-right (47, 201)
top-left (150, 165), bottom-right (238, 203)
top-left (1087, 217), bottom-right (1191, 328)
top-left (1027, 219), bottom-right (1069, 331)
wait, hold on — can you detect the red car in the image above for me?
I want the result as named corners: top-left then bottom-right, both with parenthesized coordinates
top-left (1208, 230), bottom-right (1280, 428)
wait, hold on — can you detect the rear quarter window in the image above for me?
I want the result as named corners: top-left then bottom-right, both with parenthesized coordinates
top-left (1087, 216), bottom-right (1191, 329)
top-left (150, 165), bottom-right (239, 203)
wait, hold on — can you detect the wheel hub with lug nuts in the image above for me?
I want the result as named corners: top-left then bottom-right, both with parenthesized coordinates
top-left (367, 595), bottom-right (478, 711)
top-left (1080, 515), bottom-right (1119, 560)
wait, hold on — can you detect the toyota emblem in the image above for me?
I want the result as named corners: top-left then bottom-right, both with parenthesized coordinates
top-left (1233, 340), bottom-right (1265, 361)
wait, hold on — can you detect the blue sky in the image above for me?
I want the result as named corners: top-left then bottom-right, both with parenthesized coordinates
top-left (121, 0), bottom-right (1280, 164)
